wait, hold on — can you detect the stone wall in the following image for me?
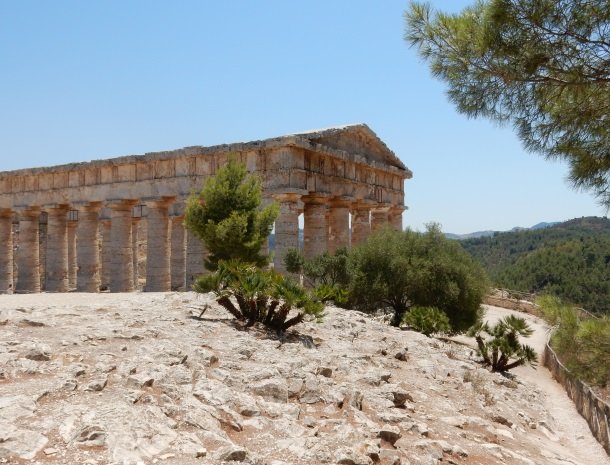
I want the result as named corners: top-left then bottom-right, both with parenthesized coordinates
top-left (483, 295), bottom-right (540, 316)
top-left (543, 342), bottom-right (610, 455)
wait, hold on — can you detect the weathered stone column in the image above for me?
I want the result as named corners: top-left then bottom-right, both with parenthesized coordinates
top-left (303, 195), bottom-right (329, 260)
top-left (144, 197), bottom-right (174, 292)
top-left (170, 216), bottom-right (186, 291)
top-left (328, 198), bottom-right (350, 253)
top-left (351, 204), bottom-right (371, 246)
top-left (371, 206), bottom-right (390, 233)
top-left (108, 200), bottom-right (137, 292)
top-left (45, 205), bottom-right (69, 292)
top-left (100, 218), bottom-right (112, 290)
top-left (76, 202), bottom-right (102, 292)
top-left (273, 194), bottom-right (302, 272)
top-left (67, 215), bottom-right (78, 289)
top-left (15, 207), bottom-right (41, 293)
top-left (131, 217), bottom-right (141, 289)
top-left (0, 209), bottom-right (14, 293)
top-left (186, 229), bottom-right (206, 287)
top-left (389, 207), bottom-right (405, 231)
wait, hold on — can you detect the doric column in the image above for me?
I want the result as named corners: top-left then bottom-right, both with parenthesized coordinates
top-left (76, 202), bottom-right (102, 292)
top-left (100, 218), bottom-right (112, 290)
top-left (370, 206), bottom-right (390, 234)
top-left (144, 197), bottom-right (174, 292)
top-left (186, 229), bottom-right (206, 287)
top-left (389, 207), bottom-right (405, 231)
top-left (15, 207), bottom-right (41, 293)
top-left (45, 205), bottom-right (69, 292)
top-left (0, 209), bottom-right (14, 293)
top-left (273, 194), bottom-right (302, 272)
top-left (170, 216), bottom-right (186, 291)
top-left (303, 195), bottom-right (329, 260)
top-left (108, 200), bottom-right (137, 292)
top-left (67, 214), bottom-right (78, 289)
top-left (259, 196), bottom-right (274, 260)
top-left (351, 204), bottom-right (371, 246)
top-left (131, 217), bottom-right (141, 289)
top-left (328, 198), bottom-right (350, 253)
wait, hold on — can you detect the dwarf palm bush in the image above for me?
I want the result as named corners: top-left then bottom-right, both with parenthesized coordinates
top-left (401, 306), bottom-right (451, 336)
top-left (468, 315), bottom-right (538, 372)
top-left (194, 260), bottom-right (324, 332)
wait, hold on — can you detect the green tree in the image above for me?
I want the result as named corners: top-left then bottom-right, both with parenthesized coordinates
top-left (194, 260), bottom-right (324, 333)
top-left (283, 248), bottom-right (351, 306)
top-left (405, 1), bottom-right (610, 205)
top-left (468, 315), bottom-right (538, 372)
top-left (348, 225), bottom-right (489, 330)
top-left (184, 157), bottom-right (278, 270)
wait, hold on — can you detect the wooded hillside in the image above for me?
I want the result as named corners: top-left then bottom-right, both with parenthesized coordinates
top-left (460, 217), bottom-right (610, 314)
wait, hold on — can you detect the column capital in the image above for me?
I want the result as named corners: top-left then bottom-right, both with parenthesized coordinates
top-left (43, 204), bottom-right (70, 215)
top-left (107, 199), bottom-right (138, 210)
top-left (350, 200), bottom-right (375, 212)
top-left (329, 196), bottom-right (353, 208)
top-left (273, 192), bottom-right (302, 203)
top-left (73, 201), bottom-right (104, 211)
top-left (142, 196), bottom-right (176, 208)
top-left (372, 204), bottom-right (392, 213)
top-left (0, 208), bottom-right (13, 218)
top-left (15, 206), bottom-right (41, 217)
top-left (302, 193), bottom-right (330, 205)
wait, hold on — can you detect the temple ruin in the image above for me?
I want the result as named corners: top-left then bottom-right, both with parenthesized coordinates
top-left (0, 124), bottom-right (412, 293)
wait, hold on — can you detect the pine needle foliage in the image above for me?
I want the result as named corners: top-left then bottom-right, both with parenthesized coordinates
top-left (538, 295), bottom-right (610, 386)
top-left (405, 0), bottom-right (610, 205)
top-left (184, 157), bottom-right (278, 271)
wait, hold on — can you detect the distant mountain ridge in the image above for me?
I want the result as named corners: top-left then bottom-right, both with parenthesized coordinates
top-left (446, 221), bottom-right (560, 240)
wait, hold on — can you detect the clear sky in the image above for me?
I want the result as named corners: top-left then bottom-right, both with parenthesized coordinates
top-left (0, 1), bottom-right (605, 234)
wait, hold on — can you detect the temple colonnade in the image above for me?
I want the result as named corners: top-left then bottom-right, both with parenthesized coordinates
top-left (0, 195), bottom-right (404, 292)
top-left (0, 124), bottom-right (412, 293)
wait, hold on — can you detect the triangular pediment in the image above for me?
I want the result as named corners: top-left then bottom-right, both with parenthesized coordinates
top-left (287, 124), bottom-right (409, 175)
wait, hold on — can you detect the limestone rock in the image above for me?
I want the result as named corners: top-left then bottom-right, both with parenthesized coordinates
top-left (0, 422), bottom-right (48, 460)
top-left (24, 343), bottom-right (51, 361)
top-left (251, 379), bottom-right (288, 403)
top-left (377, 424), bottom-right (401, 445)
top-left (215, 444), bottom-right (247, 461)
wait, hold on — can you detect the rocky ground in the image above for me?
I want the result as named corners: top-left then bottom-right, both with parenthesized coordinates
top-left (0, 293), bottom-right (608, 465)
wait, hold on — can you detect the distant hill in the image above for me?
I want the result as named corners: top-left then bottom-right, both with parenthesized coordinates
top-left (460, 217), bottom-right (610, 314)
top-left (446, 220), bottom-right (558, 240)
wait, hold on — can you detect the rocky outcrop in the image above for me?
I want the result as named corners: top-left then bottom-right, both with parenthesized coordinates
top-left (0, 292), bottom-right (604, 465)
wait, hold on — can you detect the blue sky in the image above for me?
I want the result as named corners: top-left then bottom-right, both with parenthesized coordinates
top-left (0, 1), bottom-right (604, 234)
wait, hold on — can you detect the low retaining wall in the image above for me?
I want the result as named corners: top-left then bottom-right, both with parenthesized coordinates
top-left (543, 342), bottom-right (610, 455)
top-left (483, 295), bottom-right (539, 315)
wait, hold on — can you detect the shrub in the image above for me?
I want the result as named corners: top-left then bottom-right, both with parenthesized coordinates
top-left (194, 260), bottom-right (324, 333)
top-left (401, 306), bottom-right (451, 336)
top-left (348, 225), bottom-right (489, 330)
top-left (313, 283), bottom-right (350, 306)
top-left (184, 157), bottom-right (278, 270)
top-left (284, 247), bottom-right (350, 288)
top-left (537, 296), bottom-right (610, 386)
top-left (467, 315), bottom-right (538, 372)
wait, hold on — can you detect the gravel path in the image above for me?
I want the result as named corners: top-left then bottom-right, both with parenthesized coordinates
top-left (482, 305), bottom-right (609, 465)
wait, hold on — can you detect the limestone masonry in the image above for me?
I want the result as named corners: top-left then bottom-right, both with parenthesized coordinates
top-left (0, 124), bottom-right (411, 293)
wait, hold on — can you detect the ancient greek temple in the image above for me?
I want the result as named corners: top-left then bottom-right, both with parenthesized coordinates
top-left (0, 124), bottom-right (411, 293)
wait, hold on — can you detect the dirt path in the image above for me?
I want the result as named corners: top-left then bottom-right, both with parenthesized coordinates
top-left (482, 305), bottom-right (609, 465)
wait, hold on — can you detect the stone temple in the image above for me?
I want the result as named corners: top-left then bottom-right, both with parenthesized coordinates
top-left (0, 124), bottom-right (412, 293)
